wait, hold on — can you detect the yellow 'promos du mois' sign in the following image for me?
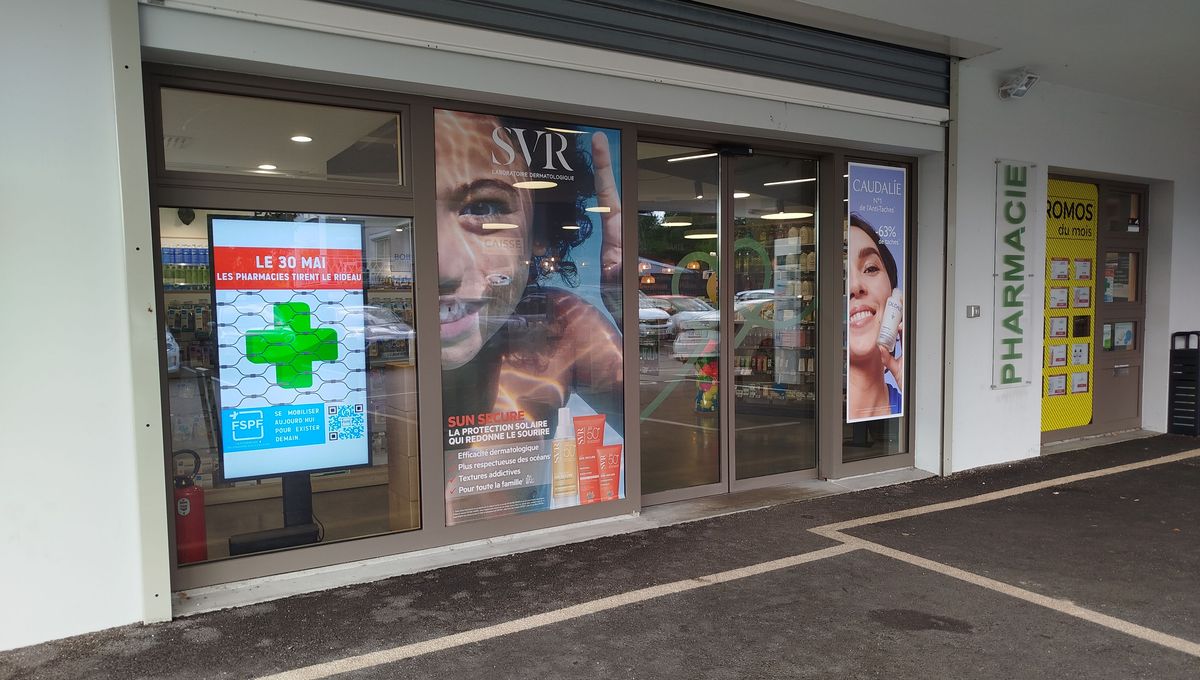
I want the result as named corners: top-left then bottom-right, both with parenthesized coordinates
top-left (1042, 179), bottom-right (1097, 432)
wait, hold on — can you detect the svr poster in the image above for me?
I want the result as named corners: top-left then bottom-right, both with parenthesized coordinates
top-left (211, 216), bottom-right (369, 480)
top-left (846, 163), bottom-right (907, 423)
top-left (435, 109), bottom-right (625, 525)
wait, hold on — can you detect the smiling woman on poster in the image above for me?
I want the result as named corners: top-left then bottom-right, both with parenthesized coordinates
top-left (435, 109), bottom-right (625, 523)
top-left (436, 109), bottom-right (623, 417)
top-left (847, 212), bottom-right (903, 421)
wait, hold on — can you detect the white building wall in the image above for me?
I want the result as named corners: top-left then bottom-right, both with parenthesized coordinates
top-left (946, 58), bottom-right (1200, 472)
top-left (0, 0), bottom-right (164, 651)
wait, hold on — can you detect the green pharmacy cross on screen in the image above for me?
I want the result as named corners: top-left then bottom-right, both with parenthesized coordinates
top-left (246, 302), bottom-right (340, 389)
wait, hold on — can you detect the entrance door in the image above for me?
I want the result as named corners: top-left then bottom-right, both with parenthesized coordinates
top-left (1042, 178), bottom-right (1148, 441)
top-left (636, 142), bottom-right (819, 503)
top-left (1093, 186), bottom-right (1148, 430)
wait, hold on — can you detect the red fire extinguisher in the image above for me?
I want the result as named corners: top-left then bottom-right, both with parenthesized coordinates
top-left (173, 449), bottom-right (208, 564)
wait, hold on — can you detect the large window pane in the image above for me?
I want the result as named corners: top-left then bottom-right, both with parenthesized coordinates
top-left (637, 144), bottom-right (721, 494)
top-left (161, 89), bottom-right (401, 185)
top-left (159, 208), bottom-right (419, 565)
top-left (731, 154), bottom-right (818, 478)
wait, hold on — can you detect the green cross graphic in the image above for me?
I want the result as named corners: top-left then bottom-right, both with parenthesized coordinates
top-left (246, 302), bottom-right (340, 389)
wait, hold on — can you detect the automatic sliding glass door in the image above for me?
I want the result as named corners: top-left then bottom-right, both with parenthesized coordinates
top-left (637, 144), bottom-right (722, 497)
top-left (730, 155), bottom-right (819, 480)
top-left (638, 143), bottom-right (820, 501)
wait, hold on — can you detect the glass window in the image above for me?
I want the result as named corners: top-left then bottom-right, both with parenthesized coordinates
top-left (159, 208), bottom-right (419, 566)
top-left (636, 143), bottom-right (721, 495)
top-left (1102, 252), bottom-right (1139, 302)
top-left (161, 89), bottom-right (401, 185)
top-left (1100, 190), bottom-right (1142, 233)
top-left (1102, 321), bottom-right (1137, 351)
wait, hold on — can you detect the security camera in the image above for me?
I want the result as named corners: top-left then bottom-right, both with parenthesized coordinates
top-left (999, 69), bottom-right (1040, 99)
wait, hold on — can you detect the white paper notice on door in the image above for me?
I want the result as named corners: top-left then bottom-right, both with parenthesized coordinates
top-left (1070, 371), bottom-right (1089, 394)
top-left (1048, 344), bottom-right (1067, 367)
top-left (1049, 317), bottom-right (1069, 338)
top-left (1074, 258), bottom-right (1092, 280)
top-left (1073, 286), bottom-right (1091, 308)
top-left (1047, 374), bottom-right (1067, 396)
top-left (1049, 287), bottom-right (1069, 309)
top-left (1071, 343), bottom-right (1089, 365)
top-left (1050, 258), bottom-right (1070, 280)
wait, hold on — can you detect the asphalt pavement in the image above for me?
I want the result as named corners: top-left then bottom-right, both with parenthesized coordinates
top-left (3, 434), bottom-right (1198, 679)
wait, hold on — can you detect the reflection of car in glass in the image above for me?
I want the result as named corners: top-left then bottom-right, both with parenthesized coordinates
top-left (671, 309), bottom-right (719, 359)
top-left (165, 330), bottom-right (181, 374)
top-left (355, 305), bottom-right (415, 362)
top-left (734, 289), bottom-right (774, 302)
top-left (650, 295), bottom-right (716, 335)
top-left (671, 299), bottom-right (781, 360)
top-left (638, 293), bottom-right (672, 338)
top-left (359, 305), bottom-right (414, 340)
top-left (734, 298), bottom-right (776, 323)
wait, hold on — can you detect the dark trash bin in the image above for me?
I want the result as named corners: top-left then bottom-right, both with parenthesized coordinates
top-left (1168, 331), bottom-right (1200, 435)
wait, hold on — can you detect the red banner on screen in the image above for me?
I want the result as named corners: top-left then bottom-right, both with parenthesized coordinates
top-left (212, 246), bottom-right (363, 290)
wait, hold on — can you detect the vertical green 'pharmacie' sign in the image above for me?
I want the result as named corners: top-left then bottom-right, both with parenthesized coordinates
top-left (992, 160), bottom-right (1036, 388)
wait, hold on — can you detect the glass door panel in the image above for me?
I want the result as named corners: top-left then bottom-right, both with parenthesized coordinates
top-left (1101, 251), bottom-right (1139, 302)
top-left (730, 155), bottom-right (818, 479)
top-left (637, 144), bottom-right (722, 495)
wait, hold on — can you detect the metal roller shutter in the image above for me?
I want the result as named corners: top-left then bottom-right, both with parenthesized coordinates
top-left (324, 0), bottom-right (951, 107)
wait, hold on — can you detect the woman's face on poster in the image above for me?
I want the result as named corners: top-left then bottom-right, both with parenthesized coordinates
top-left (435, 111), bottom-right (533, 369)
top-left (847, 224), bottom-right (894, 362)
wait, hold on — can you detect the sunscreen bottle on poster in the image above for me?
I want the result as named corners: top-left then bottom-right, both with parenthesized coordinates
top-left (550, 407), bottom-right (579, 507)
top-left (876, 290), bottom-right (903, 353)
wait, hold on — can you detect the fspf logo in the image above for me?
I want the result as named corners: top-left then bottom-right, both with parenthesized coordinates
top-left (230, 410), bottom-right (265, 442)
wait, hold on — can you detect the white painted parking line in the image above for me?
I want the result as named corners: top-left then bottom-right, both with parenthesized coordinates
top-left (259, 449), bottom-right (1200, 679)
top-left (815, 448), bottom-right (1200, 534)
top-left (811, 447), bottom-right (1200, 659)
top-left (843, 534), bottom-right (1200, 658)
top-left (257, 544), bottom-right (858, 680)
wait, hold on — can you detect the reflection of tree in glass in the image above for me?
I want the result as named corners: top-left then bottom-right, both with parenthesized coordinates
top-left (639, 213), bottom-right (695, 264)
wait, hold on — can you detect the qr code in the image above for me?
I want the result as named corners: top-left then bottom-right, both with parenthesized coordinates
top-left (327, 403), bottom-right (366, 441)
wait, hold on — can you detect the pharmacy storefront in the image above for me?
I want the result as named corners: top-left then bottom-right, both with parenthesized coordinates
top-left (140, 0), bottom-right (948, 598)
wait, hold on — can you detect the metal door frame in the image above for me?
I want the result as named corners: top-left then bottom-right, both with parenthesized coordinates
top-left (640, 140), bottom-right (917, 503)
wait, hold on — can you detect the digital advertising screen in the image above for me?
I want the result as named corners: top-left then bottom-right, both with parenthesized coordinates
top-left (210, 216), bottom-right (369, 480)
